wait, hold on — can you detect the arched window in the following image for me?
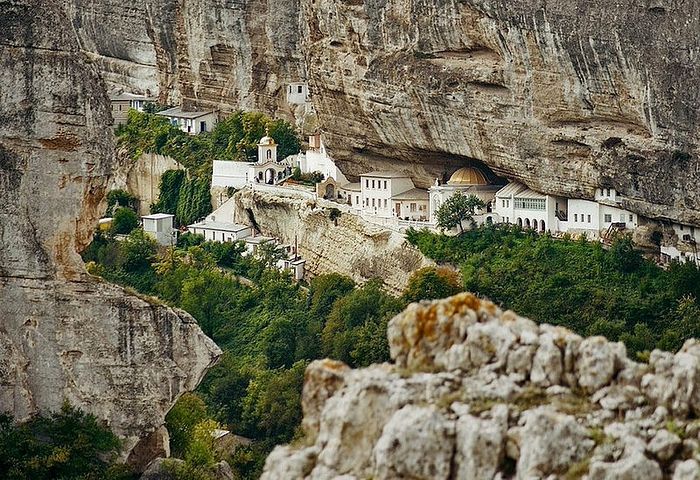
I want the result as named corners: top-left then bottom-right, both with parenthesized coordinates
top-left (517, 218), bottom-right (522, 227)
top-left (525, 218), bottom-right (531, 229)
top-left (540, 220), bottom-right (545, 232)
top-left (486, 216), bottom-right (493, 225)
top-left (267, 149), bottom-right (272, 160)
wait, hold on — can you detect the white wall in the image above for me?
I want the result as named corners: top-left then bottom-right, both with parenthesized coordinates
top-left (302, 150), bottom-right (348, 183)
top-left (594, 188), bottom-right (618, 203)
top-left (189, 227), bottom-right (251, 243)
top-left (662, 245), bottom-right (700, 265)
top-left (567, 199), bottom-right (600, 233)
top-left (397, 200), bottom-right (429, 220)
top-left (169, 112), bottom-right (218, 135)
top-left (143, 217), bottom-right (174, 246)
top-left (287, 83), bottom-right (309, 105)
top-left (361, 176), bottom-right (414, 218)
top-left (212, 161), bottom-right (253, 188)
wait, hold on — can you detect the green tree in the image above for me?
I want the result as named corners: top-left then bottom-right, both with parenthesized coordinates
top-left (111, 207), bottom-right (140, 235)
top-left (435, 192), bottom-right (485, 233)
top-left (0, 403), bottom-right (129, 480)
top-left (402, 266), bottom-right (462, 303)
top-left (165, 393), bottom-right (210, 458)
top-left (119, 229), bottom-right (158, 274)
top-left (106, 189), bottom-right (137, 215)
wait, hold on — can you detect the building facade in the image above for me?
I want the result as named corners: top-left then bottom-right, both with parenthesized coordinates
top-left (493, 183), bottom-right (638, 238)
top-left (187, 221), bottom-right (253, 243)
top-left (429, 167), bottom-right (502, 224)
top-left (661, 222), bottom-right (699, 265)
top-left (110, 92), bottom-right (155, 127)
top-left (286, 82), bottom-right (310, 105)
top-left (156, 107), bottom-right (218, 135)
top-left (212, 134), bottom-right (293, 189)
top-left (142, 213), bottom-right (175, 246)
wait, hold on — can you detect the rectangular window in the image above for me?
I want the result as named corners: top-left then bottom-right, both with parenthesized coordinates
top-left (620, 214), bottom-right (625, 222)
top-left (680, 225), bottom-right (684, 231)
top-left (587, 215), bottom-right (591, 223)
top-left (384, 180), bottom-right (387, 189)
top-left (372, 180), bottom-right (375, 189)
top-left (365, 179), bottom-right (369, 188)
top-left (410, 203), bottom-right (416, 212)
top-left (604, 214), bottom-right (612, 223)
top-left (372, 198), bottom-right (375, 207)
top-left (629, 214), bottom-right (633, 222)
top-left (513, 198), bottom-right (546, 211)
top-left (298, 85), bottom-right (303, 93)
top-left (574, 214), bottom-right (578, 222)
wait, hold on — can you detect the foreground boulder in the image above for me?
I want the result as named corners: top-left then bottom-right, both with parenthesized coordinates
top-left (261, 293), bottom-right (700, 479)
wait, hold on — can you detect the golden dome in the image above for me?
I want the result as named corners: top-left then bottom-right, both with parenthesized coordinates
top-left (258, 135), bottom-right (276, 146)
top-left (447, 167), bottom-right (489, 186)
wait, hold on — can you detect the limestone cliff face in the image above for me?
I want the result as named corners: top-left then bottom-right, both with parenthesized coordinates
top-left (0, 1), bottom-right (220, 469)
top-left (110, 150), bottom-right (184, 215)
top-left (262, 293), bottom-right (700, 480)
top-left (69, 0), bottom-right (699, 225)
top-left (302, 0), bottom-right (700, 225)
top-left (65, 0), bottom-right (305, 117)
top-left (232, 187), bottom-right (430, 295)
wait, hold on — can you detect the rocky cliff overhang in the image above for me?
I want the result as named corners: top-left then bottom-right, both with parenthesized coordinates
top-left (262, 293), bottom-right (700, 479)
top-left (301, 0), bottom-right (700, 226)
top-left (0, 1), bottom-right (220, 470)
top-left (68, 0), bottom-right (699, 226)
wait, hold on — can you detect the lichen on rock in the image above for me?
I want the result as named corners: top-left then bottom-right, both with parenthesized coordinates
top-left (262, 293), bottom-right (700, 479)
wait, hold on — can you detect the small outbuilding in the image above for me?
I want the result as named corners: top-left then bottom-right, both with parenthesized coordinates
top-left (142, 213), bottom-right (175, 246)
top-left (156, 107), bottom-right (217, 135)
top-left (187, 221), bottom-right (252, 243)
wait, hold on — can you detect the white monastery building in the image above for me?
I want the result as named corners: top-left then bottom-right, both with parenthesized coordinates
top-left (429, 167), bottom-right (502, 224)
top-left (212, 133), bottom-right (294, 189)
top-left (156, 107), bottom-right (218, 135)
top-left (188, 221), bottom-right (253, 243)
top-left (492, 183), bottom-right (638, 238)
top-left (357, 172), bottom-right (429, 220)
top-left (661, 222), bottom-right (699, 265)
top-left (296, 134), bottom-right (348, 184)
top-left (142, 213), bottom-right (175, 246)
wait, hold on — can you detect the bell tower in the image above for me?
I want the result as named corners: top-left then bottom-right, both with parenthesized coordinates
top-left (257, 127), bottom-right (277, 163)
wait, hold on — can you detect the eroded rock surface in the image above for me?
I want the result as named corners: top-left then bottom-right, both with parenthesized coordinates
top-left (0, 1), bottom-right (220, 470)
top-left (232, 187), bottom-right (431, 294)
top-left (63, 0), bottom-right (699, 225)
top-left (262, 293), bottom-right (700, 479)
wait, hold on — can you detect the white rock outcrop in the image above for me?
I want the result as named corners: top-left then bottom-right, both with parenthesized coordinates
top-left (232, 188), bottom-right (431, 295)
top-left (262, 293), bottom-right (700, 479)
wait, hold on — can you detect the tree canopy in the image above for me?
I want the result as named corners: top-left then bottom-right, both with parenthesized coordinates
top-left (435, 192), bottom-right (485, 232)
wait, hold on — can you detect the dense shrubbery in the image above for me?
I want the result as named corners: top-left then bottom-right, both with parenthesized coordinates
top-left (0, 403), bottom-right (133, 480)
top-left (407, 225), bottom-right (700, 356)
top-left (117, 110), bottom-right (301, 175)
top-left (82, 234), bottom-right (417, 478)
top-left (111, 207), bottom-right (140, 235)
